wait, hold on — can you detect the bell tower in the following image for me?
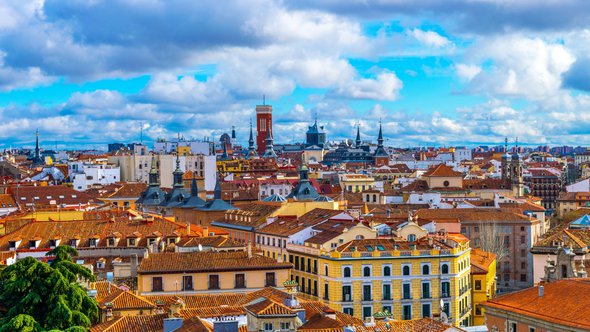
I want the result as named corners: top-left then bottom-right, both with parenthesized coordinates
top-left (256, 97), bottom-right (273, 156)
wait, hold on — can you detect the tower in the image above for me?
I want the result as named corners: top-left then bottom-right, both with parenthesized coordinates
top-left (510, 138), bottom-right (524, 196)
top-left (501, 137), bottom-right (511, 180)
top-left (305, 113), bottom-right (326, 148)
top-left (262, 130), bottom-right (278, 160)
top-left (355, 122), bottom-right (362, 148)
top-left (148, 155), bottom-right (160, 187)
top-left (31, 128), bottom-right (43, 165)
top-left (172, 154), bottom-right (184, 188)
top-left (373, 120), bottom-right (389, 166)
top-left (256, 99), bottom-right (273, 156)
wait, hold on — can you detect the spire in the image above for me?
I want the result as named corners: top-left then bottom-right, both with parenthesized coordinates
top-left (355, 122), bottom-right (361, 148)
top-left (299, 153), bottom-right (309, 182)
top-left (221, 140), bottom-right (230, 160)
top-left (377, 119), bottom-right (384, 147)
top-left (173, 154), bottom-right (183, 188)
top-left (262, 129), bottom-right (277, 159)
top-left (231, 126), bottom-right (236, 140)
top-left (35, 128), bottom-right (40, 159)
top-left (248, 120), bottom-right (257, 158)
top-left (190, 172), bottom-right (198, 196)
top-left (148, 155), bottom-right (159, 186)
top-left (214, 177), bottom-right (222, 200)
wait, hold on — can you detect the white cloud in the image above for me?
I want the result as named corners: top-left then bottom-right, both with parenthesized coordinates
top-left (462, 35), bottom-right (575, 99)
top-left (455, 63), bottom-right (481, 81)
top-left (409, 29), bottom-right (452, 48)
top-left (331, 72), bottom-right (403, 100)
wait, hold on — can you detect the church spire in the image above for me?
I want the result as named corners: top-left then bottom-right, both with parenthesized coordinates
top-left (262, 129), bottom-right (277, 159)
top-left (377, 119), bottom-right (384, 148)
top-left (190, 172), bottom-right (198, 196)
top-left (355, 122), bottom-right (361, 148)
top-left (148, 155), bottom-right (159, 187)
top-left (172, 153), bottom-right (183, 188)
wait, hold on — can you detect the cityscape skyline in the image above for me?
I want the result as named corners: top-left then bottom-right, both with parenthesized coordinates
top-left (1, 1), bottom-right (590, 148)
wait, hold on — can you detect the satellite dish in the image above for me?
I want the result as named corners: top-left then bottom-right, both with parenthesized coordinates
top-left (198, 244), bottom-right (203, 251)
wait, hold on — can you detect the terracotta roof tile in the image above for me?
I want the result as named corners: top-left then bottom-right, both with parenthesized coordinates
top-left (138, 251), bottom-right (292, 274)
top-left (89, 314), bottom-right (165, 332)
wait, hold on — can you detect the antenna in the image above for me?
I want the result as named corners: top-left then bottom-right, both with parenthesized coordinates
top-left (140, 122), bottom-right (143, 144)
top-left (262, 94), bottom-right (266, 106)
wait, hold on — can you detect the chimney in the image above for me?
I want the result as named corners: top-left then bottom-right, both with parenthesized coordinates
top-left (247, 241), bottom-right (252, 258)
top-left (130, 253), bottom-right (138, 278)
top-left (538, 285), bottom-right (544, 297)
top-left (203, 226), bottom-right (209, 237)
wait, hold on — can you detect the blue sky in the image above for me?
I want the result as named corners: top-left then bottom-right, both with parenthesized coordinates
top-left (1, 0), bottom-right (590, 149)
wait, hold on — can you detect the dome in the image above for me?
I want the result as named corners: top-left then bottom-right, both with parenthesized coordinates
top-left (220, 133), bottom-right (231, 143)
top-left (262, 194), bottom-right (287, 202)
top-left (313, 195), bottom-right (334, 202)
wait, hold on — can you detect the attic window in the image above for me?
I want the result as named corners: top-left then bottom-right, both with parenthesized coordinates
top-left (46, 196), bottom-right (52, 199)
top-left (376, 245), bottom-right (385, 251)
top-left (34, 196), bottom-right (39, 200)
top-left (365, 245), bottom-right (374, 251)
top-left (59, 195), bottom-right (64, 199)
top-left (21, 197), bottom-right (26, 201)
top-left (71, 195), bottom-right (77, 198)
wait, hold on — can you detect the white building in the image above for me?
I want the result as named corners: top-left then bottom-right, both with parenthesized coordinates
top-left (69, 162), bottom-right (120, 191)
top-left (453, 147), bottom-right (472, 162)
top-left (108, 154), bottom-right (217, 191)
top-left (153, 139), bottom-right (213, 155)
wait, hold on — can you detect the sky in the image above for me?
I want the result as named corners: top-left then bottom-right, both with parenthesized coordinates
top-left (1, 0), bottom-right (590, 150)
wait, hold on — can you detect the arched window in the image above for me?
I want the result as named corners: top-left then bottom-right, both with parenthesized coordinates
top-left (422, 265), bottom-right (430, 275)
top-left (355, 235), bottom-right (365, 240)
top-left (373, 194), bottom-right (377, 202)
top-left (383, 266), bottom-right (391, 277)
top-left (407, 234), bottom-right (416, 242)
top-left (363, 266), bottom-right (371, 277)
top-left (343, 267), bottom-right (351, 278)
top-left (403, 265), bottom-right (410, 276)
top-left (441, 264), bottom-right (449, 274)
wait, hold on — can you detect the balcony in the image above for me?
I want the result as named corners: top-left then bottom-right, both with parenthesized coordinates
top-left (440, 292), bottom-right (451, 299)
top-left (422, 293), bottom-right (431, 299)
top-left (402, 294), bottom-right (412, 300)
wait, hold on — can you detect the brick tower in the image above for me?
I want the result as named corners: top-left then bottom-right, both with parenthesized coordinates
top-left (256, 102), bottom-right (273, 156)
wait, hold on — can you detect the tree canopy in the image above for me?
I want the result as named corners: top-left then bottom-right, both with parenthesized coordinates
top-left (0, 246), bottom-right (98, 331)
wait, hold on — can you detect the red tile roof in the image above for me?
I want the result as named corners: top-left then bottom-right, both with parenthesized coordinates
top-left (423, 164), bottom-right (463, 177)
top-left (483, 279), bottom-right (590, 330)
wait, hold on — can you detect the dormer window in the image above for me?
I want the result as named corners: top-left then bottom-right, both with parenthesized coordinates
top-left (8, 240), bottom-right (20, 251)
top-left (148, 238), bottom-right (156, 246)
top-left (128, 238), bottom-right (136, 247)
top-left (167, 237), bottom-right (176, 244)
top-left (29, 240), bottom-right (39, 249)
top-left (89, 238), bottom-right (99, 247)
top-left (69, 239), bottom-right (79, 248)
top-left (108, 238), bottom-right (116, 247)
top-left (49, 239), bottom-right (61, 248)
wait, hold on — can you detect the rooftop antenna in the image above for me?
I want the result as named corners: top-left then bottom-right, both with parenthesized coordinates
top-left (140, 122), bottom-right (143, 144)
top-left (262, 94), bottom-right (266, 106)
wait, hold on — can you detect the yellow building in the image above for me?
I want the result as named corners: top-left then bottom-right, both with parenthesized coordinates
top-left (137, 249), bottom-right (292, 295)
top-left (470, 248), bottom-right (497, 326)
top-left (289, 235), bottom-right (472, 327)
top-left (98, 182), bottom-right (147, 210)
top-left (339, 174), bottom-right (375, 193)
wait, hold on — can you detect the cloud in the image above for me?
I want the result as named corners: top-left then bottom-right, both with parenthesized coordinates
top-left (455, 63), bottom-right (481, 81)
top-left (330, 72), bottom-right (403, 100)
top-left (409, 29), bottom-right (452, 48)
top-left (460, 35), bottom-right (575, 98)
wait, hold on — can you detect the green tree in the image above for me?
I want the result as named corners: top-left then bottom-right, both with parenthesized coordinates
top-left (0, 246), bottom-right (98, 331)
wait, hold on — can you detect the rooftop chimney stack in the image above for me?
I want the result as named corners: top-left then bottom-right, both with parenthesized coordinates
top-left (247, 241), bottom-right (252, 258)
top-left (538, 285), bottom-right (544, 297)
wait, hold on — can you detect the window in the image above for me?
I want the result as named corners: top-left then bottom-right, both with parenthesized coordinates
top-left (280, 322), bottom-right (290, 330)
top-left (265, 272), bottom-right (276, 287)
top-left (441, 281), bottom-right (450, 297)
top-left (183, 275), bottom-right (193, 291)
top-left (475, 280), bottom-right (482, 290)
top-left (209, 275), bottom-right (220, 289)
top-left (441, 264), bottom-right (449, 274)
top-left (263, 323), bottom-right (273, 331)
top-left (520, 235), bottom-right (525, 244)
top-left (108, 238), bottom-right (115, 247)
top-left (323, 283), bottom-right (329, 300)
top-left (422, 303), bottom-right (431, 318)
top-left (343, 266), bottom-right (352, 278)
top-left (363, 266), bottom-right (371, 277)
top-left (362, 306), bottom-right (372, 319)
top-left (407, 234), bottom-right (416, 242)
top-left (383, 265), bottom-right (391, 276)
top-left (128, 238), bottom-right (136, 246)
top-left (402, 265), bottom-right (411, 276)
top-left (402, 304), bottom-right (412, 320)
top-left (520, 274), bottom-right (527, 282)
top-left (343, 307), bottom-right (353, 316)
top-left (235, 273), bottom-right (246, 288)
top-left (342, 285), bottom-right (352, 302)
top-left (476, 307), bottom-right (482, 315)
top-left (422, 264), bottom-right (430, 275)
top-left (383, 284), bottom-right (391, 300)
top-left (422, 283), bottom-right (430, 299)
top-left (152, 277), bottom-right (163, 292)
top-left (474, 226), bottom-right (479, 233)
top-left (382, 305), bottom-right (392, 314)
top-left (509, 322), bottom-right (517, 332)
top-left (89, 238), bottom-right (98, 247)
top-left (402, 283), bottom-right (411, 299)
top-left (520, 249), bottom-right (526, 257)
top-left (529, 328), bottom-right (535, 332)
top-left (363, 284), bottom-right (372, 301)
top-left (443, 180), bottom-right (450, 187)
